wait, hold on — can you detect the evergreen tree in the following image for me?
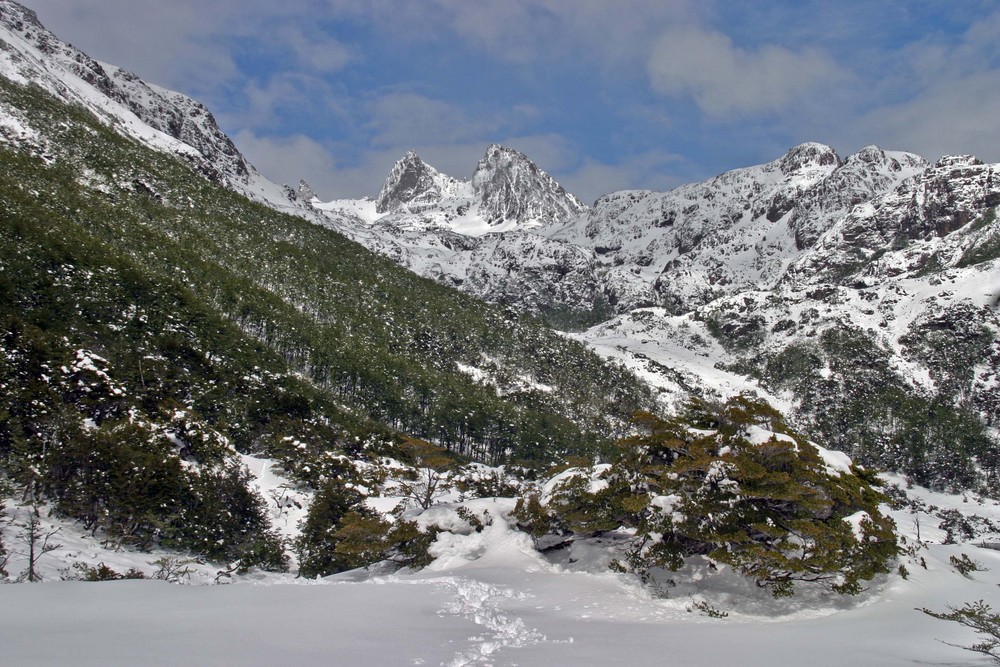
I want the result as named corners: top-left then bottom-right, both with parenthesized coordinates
top-left (538, 397), bottom-right (898, 596)
top-left (294, 482), bottom-right (369, 578)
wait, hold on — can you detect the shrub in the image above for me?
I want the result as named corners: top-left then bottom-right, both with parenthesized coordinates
top-left (535, 397), bottom-right (898, 597)
top-left (922, 601), bottom-right (1000, 664)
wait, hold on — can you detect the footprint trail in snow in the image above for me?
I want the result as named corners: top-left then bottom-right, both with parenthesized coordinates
top-left (433, 577), bottom-right (544, 666)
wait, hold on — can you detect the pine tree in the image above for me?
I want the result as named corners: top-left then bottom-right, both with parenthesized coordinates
top-left (537, 396), bottom-right (898, 596)
top-left (294, 481), bottom-right (368, 578)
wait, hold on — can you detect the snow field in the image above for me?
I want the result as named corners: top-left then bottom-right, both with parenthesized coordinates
top-left (5, 466), bottom-right (1000, 665)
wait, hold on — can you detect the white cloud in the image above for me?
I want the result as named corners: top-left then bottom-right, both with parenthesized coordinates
top-left (364, 93), bottom-right (539, 149)
top-left (27, 1), bottom-right (247, 92)
top-left (230, 73), bottom-right (347, 130)
top-left (273, 25), bottom-right (352, 74)
top-left (325, 0), bottom-right (703, 69)
top-left (365, 93), bottom-right (496, 148)
top-left (556, 150), bottom-right (687, 204)
top-left (648, 26), bottom-right (844, 116)
top-left (860, 72), bottom-right (1000, 162)
top-left (842, 10), bottom-right (1000, 163)
top-left (234, 131), bottom-right (338, 191)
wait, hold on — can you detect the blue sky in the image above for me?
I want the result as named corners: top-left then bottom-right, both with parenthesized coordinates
top-left (25, 0), bottom-right (1000, 204)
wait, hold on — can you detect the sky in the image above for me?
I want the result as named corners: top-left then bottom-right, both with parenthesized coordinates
top-left (21, 0), bottom-right (1000, 204)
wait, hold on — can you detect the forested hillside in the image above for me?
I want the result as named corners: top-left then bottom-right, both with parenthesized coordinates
top-left (0, 76), bottom-right (651, 566)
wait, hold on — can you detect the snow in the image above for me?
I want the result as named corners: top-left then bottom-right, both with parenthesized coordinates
top-left (313, 197), bottom-right (380, 224)
top-left (4, 441), bottom-right (1000, 666)
top-left (3, 500), bottom-right (1000, 666)
top-left (816, 446), bottom-right (854, 477)
top-left (4, 6), bottom-right (1000, 665)
top-left (574, 308), bottom-right (792, 414)
top-left (239, 454), bottom-right (311, 546)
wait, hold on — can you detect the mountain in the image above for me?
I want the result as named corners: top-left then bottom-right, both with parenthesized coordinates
top-left (311, 146), bottom-right (606, 325)
top-left (371, 145), bottom-right (586, 231)
top-left (473, 144), bottom-right (587, 226)
top-left (0, 0), bottom-right (658, 577)
top-left (567, 146), bottom-right (1000, 490)
top-left (2, 3), bottom-right (1000, 637)
top-left (310, 139), bottom-right (999, 491)
top-left (0, 0), bottom-right (301, 211)
top-left (541, 143), bottom-right (929, 313)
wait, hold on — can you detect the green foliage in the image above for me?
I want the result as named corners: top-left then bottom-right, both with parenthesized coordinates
top-left (0, 76), bottom-right (650, 471)
top-left (699, 310), bottom-right (766, 353)
top-left (751, 327), bottom-right (997, 492)
top-left (922, 600), bottom-right (1000, 664)
top-left (0, 76), bottom-right (652, 570)
top-left (293, 480), bottom-right (436, 577)
top-left (333, 512), bottom-right (438, 571)
top-left (148, 556), bottom-right (197, 583)
top-left (539, 297), bottom-right (614, 332)
top-left (511, 492), bottom-right (559, 547)
top-left (293, 482), bottom-right (366, 578)
top-left (690, 599), bottom-right (729, 618)
top-left (70, 561), bottom-right (146, 581)
top-left (393, 437), bottom-right (459, 510)
top-left (950, 553), bottom-right (988, 577)
top-left (534, 397), bottom-right (898, 597)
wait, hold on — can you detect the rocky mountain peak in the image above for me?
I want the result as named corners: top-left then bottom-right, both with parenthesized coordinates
top-left (0, 0), bottom-right (42, 32)
top-left (374, 151), bottom-right (444, 213)
top-left (937, 154), bottom-right (983, 168)
top-left (471, 144), bottom-right (586, 226)
top-left (779, 142), bottom-right (841, 175)
top-left (298, 179), bottom-right (318, 201)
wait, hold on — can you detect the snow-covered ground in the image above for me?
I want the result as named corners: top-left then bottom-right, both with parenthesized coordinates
top-left (574, 307), bottom-right (793, 415)
top-left (3, 465), bottom-right (1000, 667)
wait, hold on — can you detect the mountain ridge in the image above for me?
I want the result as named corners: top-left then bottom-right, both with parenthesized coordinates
top-left (2, 0), bottom-right (997, 495)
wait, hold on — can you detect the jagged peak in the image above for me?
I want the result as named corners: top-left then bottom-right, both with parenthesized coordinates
top-left (848, 145), bottom-right (927, 165)
top-left (0, 0), bottom-right (43, 30)
top-left (936, 154), bottom-right (983, 168)
top-left (850, 145), bottom-right (890, 162)
top-left (374, 150), bottom-right (444, 213)
top-left (298, 179), bottom-right (318, 201)
top-left (779, 142), bottom-right (841, 174)
top-left (484, 143), bottom-right (524, 158)
top-left (473, 144), bottom-right (537, 176)
top-left (471, 144), bottom-right (585, 226)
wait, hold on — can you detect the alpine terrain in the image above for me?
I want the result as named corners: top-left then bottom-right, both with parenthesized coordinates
top-left (1, 2), bottom-right (999, 666)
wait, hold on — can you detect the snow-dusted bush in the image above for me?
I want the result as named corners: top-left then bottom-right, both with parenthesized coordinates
top-left (519, 397), bottom-right (898, 597)
top-left (293, 479), bottom-right (438, 578)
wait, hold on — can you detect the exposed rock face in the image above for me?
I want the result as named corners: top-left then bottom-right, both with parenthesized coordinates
top-left (108, 71), bottom-right (251, 181)
top-left (471, 144), bottom-right (586, 226)
top-left (787, 146), bottom-right (928, 250)
top-left (535, 143), bottom-right (938, 314)
top-left (298, 180), bottom-right (318, 201)
top-left (316, 145), bottom-right (601, 322)
top-left (788, 154), bottom-right (1000, 285)
top-left (372, 144), bottom-right (585, 229)
top-left (320, 138), bottom-right (998, 334)
top-left (0, 0), bottom-right (253, 186)
top-left (375, 151), bottom-right (447, 213)
top-left (898, 156), bottom-right (1000, 240)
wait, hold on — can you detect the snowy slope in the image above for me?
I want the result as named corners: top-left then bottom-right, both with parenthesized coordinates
top-left (544, 143), bottom-right (928, 313)
top-left (0, 0), bottom-right (305, 214)
top-left (3, 472), bottom-right (1000, 667)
